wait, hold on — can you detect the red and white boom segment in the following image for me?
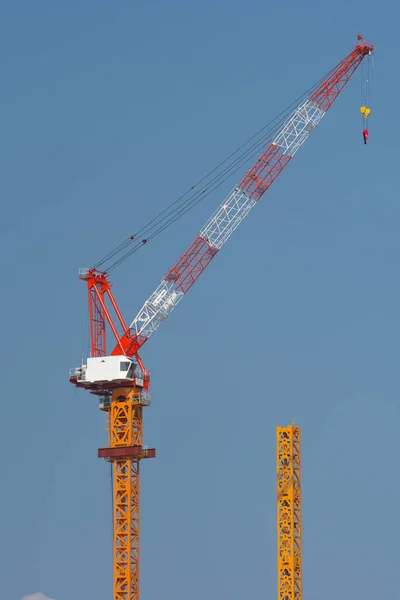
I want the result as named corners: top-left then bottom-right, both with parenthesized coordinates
top-left (117, 35), bottom-right (373, 358)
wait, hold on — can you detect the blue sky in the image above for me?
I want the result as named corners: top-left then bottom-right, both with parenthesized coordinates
top-left (0, 2), bottom-right (397, 599)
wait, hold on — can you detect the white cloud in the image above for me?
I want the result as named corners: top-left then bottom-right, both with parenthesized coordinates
top-left (22, 594), bottom-right (55, 600)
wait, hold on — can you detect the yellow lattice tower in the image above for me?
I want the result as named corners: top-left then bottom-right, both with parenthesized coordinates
top-left (276, 423), bottom-right (302, 600)
top-left (98, 386), bottom-right (155, 600)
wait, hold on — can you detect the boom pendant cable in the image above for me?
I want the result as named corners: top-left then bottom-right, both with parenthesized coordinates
top-left (94, 55), bottom-right (350, 273)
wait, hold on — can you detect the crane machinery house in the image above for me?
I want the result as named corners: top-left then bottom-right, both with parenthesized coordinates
top-left (71, 356), bottom-right (143, 386)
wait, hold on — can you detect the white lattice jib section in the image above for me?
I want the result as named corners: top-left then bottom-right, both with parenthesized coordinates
top-left (200, 187), bottom-right (256, 250)
top-left (129, 279), bottom-right (184, 338)
top-left (273, 99), bottom-right (326, 157)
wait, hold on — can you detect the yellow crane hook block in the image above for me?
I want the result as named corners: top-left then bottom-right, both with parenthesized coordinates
top-left (360, 106), bottom-right (371, 118)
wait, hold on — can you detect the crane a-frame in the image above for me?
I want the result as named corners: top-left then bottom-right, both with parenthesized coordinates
top-left (69, 35), bottom-right (373, 600)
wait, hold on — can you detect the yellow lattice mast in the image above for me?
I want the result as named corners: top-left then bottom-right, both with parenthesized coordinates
top-left (98, 386), bottom-right (155, 600)
top-left (276, 423), bottom-right (302, 600)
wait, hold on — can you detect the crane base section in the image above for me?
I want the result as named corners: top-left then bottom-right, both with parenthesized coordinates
top-left (98, 445), bottom-right (156, 460)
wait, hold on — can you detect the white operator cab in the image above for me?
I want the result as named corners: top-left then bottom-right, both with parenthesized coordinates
top-left (73, 355), bottom-right (143, 386)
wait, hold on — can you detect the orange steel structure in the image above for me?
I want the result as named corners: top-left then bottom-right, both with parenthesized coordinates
top-left (69, 35), bottom-right (373, 600)
top-left (98, 388), bottom-right (154, 600)
top-left (277, 424), bottom-right (302, 600)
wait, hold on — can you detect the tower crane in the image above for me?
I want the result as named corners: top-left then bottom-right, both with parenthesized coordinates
top-left (69, 35), bottom-right (373, 600)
